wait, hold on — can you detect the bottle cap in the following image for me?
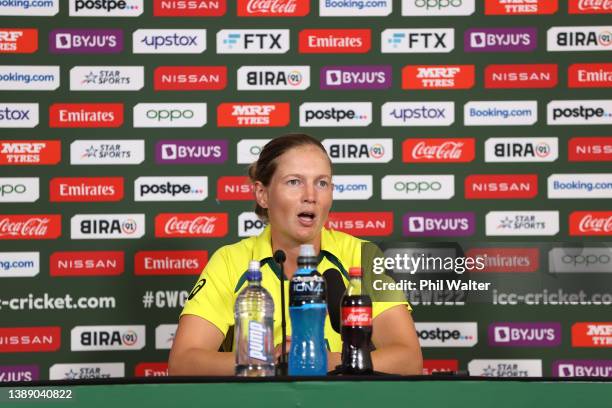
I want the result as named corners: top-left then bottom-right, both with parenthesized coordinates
top-left (247, 260), bottom-right (261, 281)
top-left (348, 267), bottom-right (363, 277)
top-left (248, 260), bottom-right (260, 271)
top-left (299, 244), bottom-right (316, 257)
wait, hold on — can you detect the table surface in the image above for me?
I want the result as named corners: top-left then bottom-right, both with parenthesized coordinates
top-left (1, 377), bottom-right (611, 408)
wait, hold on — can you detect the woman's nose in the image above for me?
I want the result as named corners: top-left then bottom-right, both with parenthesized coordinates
top-left (302, 183), bottom-right (316, 203)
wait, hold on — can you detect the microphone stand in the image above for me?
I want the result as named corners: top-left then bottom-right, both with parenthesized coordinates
top-left (274, 250), bottom-right (287, 376)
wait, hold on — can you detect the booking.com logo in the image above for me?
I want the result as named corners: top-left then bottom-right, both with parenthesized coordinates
top-left (323, 0), bottom-right (389, 9)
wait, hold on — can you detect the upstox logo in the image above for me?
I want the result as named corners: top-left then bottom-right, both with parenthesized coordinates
top-left (0, 104), bottom-right (38, 128)
top-left (71, 325), bottom-right (145, 351)
top-left (133, 29), bottom-right (206, 54)
top-left (382, 102), bottom-right (454, 126)
top-left (69, 0), bottom-right (143, 17)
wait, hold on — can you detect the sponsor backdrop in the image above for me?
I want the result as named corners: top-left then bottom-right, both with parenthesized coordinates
top-left (1, 0), bottom-right (611, 381)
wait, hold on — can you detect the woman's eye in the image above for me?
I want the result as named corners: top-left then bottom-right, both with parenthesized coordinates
top-left (288, 179), bottom-right (300, 186)
top-left (318, 180), bottom-right (329, 188)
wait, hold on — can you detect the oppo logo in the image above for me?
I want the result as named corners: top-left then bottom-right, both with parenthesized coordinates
top-left (395, 181), bottom-right (442, 193)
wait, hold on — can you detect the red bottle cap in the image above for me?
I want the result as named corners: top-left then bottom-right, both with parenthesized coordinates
top-left (348, 267), bottom-right (362, 277)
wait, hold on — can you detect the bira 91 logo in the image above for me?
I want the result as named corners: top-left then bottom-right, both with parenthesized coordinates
top-left (402, 212), bottom-right (475, 237)
top-left (134, 250), bottom-right (207, 275)
top-left (135, 363), bottom-right (168, 377)
top-left (465, 174), bottom-right (538, 199)
top-left (465, 247), bottom-right (540, 273)
top-left (570, 211), bottom-right (612, 236)
top-left (237, 66), bottom-right (310, 91)
top-left (153, 0), bottom-right (226, 16)
top-left (485, 137), bottom-right (558, 163)
top-left (154, 66), bottom-right (227, 91)
top-left (49, 29), bottom-right (123, 54)
top-left (568, 63), bottom-right (612, 88)
top-left (50, 177), bottom-right (124, 202)
top-left (49, 103), bottom-right (123, 128)
top-left (0, 215), bottom-right (61, 240)
top-left (0, 140), bottom-right (61, 166)
top-left (485, 0), bottom-right (558, 14)
top-left (547, 26), bottom-right (612, 51)
top-left (238, 0), bottom-right (309, 16)
top-left (325, 212), bottom-right (393, 237)
top-left (465, 28), bottom-right (537, 52)
top-left (299, 29), bottom-right (371, 53)
top-left (217, 176), bottom-right (253, 201)
top-left (0, 29), bottom-right (37, 53)
top-left (402, 138), bottom-right (475, 163)
top-left (155, 140), bottom-right (227, 164)
top-left (569, 0), bottom-right (612, 14)
top-left (50, 251), bottom-right (124, 276)
top-left (322, 138), bottom-right (393, 163)
top-left (485, 64), bottom-right (558, 89)
top-left (489, 322), bottom-right (561, 347)
top-left (71, 326), bottom-right (145, 351)
top-left (0, 327), bottom-right (61, 353)
top-left (423, 360), bottom-right (459, 375)
top-left (155, 213), bottom-right (228, 238)
top-left (402, 65), bottom-right (475, 90)
top-left (69, 0), bottom-right (143, 17)
top-left (217, 103), bottom-right (289, 127)
top-left (70, 214), bottom-right (145, 240)
top-left (568, 137), bottom-right (612, 162)
top-left (572, 322), bottom-right (612, 347)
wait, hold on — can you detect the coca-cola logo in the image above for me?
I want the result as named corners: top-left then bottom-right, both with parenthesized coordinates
top-left (575, 0), bottom-right (612, 11)
top-left (403, 138), bottom-right (475, 163)
top-left (155, 213), bottom-right (228, 238)
top-left (0, 215), bottom-right (61, 240)
top-left (570, 212), bottom-right (612, 236)
top-left (238, 0), bottom-right (309, 16)
top-left (342, 306), bottom-right (372, 327)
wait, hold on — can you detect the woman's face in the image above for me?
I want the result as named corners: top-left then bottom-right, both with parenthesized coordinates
top-left (255, 144), bottom-right (333, 245)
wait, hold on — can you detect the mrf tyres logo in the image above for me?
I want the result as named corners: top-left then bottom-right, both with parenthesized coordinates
top-left (299, 102), bottom-right (371, 127)
top-left (70, 214), bottom-right (145, 240)
top-left (547, 100), bottom-right (612, 125)
top-left (71, 325), bottom-right (145, 351)
top-left (322, 138), bottom-right (392, 163)
top-left (416, 322), bottom-right (478, 347)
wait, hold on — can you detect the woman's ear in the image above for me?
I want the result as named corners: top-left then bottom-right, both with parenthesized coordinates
top-left (253, 181), bottom-right (268, 209)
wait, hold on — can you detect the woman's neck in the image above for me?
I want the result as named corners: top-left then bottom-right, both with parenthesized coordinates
top-left (270, 229), bottom-right (320, 279)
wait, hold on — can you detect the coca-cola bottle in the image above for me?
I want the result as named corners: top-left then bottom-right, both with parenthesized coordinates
top-left (340, 266), bottom-right (373, 374)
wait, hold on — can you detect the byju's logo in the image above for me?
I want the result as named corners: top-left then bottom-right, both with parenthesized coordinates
top-left (71, 326), bottom-right (145, 351)
top-left (49, 363), bottom-right (124, 380)
top-left (0, 66), bottom-right (59, 91)
top-left (0, 365), bottom-right (39, 382)
top-left (547, 100), bottom-right (612, 125)
top-left (237, 66), bottom-right (310, 91)
top-left (402, 0), bottom-right (475, 15)
top-left (155, 140), bottom-right (228, 164)
top-left (322, 139), bottom-right (392, 163)
top-left (548, 26), bottom-right (612, 51)
top-left (135, 177), bottom-right (208, 202)
top-left (299, 102), bottom-right (371, 127)
top-left (554, 360), bottom-right (612, 378)
top-left (402, 212), bottom-right (475, 237)
top-left (382, 175), bottom-right (455, 200)
top-left (0, 103), bottom-right (38, 128)
top-left (320, 65), bottom-right (391, 90)
top-left (133, 29), bottom-right (206, 54)
top-left (217, 29), bottom-right (289, 54)
top-left (69, 66), bottom-right (144, 91)
top-left (485, 137), bottom-right (558, 162)
top-left (49, 29), bottom-right (123, 54)
top-left (382, 29), bottom-right (454, 53)
top-left (320, 0), bottom-right (391, 16)
top-left (69, 0), bottom-right (143, 17)
top-left (70, 140), bottom-right (144, 165)
top-left (465, 27), bottom-right (537, 52)
top-left (486, 211), bottom-right (559, 236)
top-left (71, 214), bottom-right (145, 240)
top-left (133, 103), bottom-right (207, 128)
top-left (382, 102), bottom-right (454, 126)
top-left (469, 359), bottom-right (542, 377)
top-left (416, 322), bottom-right (478, 347)
top-left (489, 322), bottom-right (561, 347)
top-left (464, 101), bottom-right (537, 126)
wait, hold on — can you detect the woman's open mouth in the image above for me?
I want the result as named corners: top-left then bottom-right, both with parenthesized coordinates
top-left (297, 211), bottom-right (316, 227)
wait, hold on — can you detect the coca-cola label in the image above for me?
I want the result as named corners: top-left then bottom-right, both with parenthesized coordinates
top-left (342, 306), bottom-right (372, 327)
top-left (570, 211), bottom-right (612, 236)
top-left (0, 215), bottom-right (61, 240)
top-left (402, 138), bottom-right (475, 163)
top-left (237, 0), bottom-right (309, 16)
top-left (155, 213), bottom-right (228, 238)
top-left (569, 0), bottom-right (612, 14)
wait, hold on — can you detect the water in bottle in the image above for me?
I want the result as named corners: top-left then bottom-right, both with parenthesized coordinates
top-left (289, 244), bottom-right (328, 376)
top-left (234, 260), bottom-right (275, 377)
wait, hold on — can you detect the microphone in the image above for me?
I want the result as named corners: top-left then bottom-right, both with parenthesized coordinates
top-left (273, 250), bottom-right (287, 376)
top-left (322, 268), bottom-right (345, 334)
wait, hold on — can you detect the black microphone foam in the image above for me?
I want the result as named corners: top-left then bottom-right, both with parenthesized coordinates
top-left (323, 268), bottom-right (345, 334)
top-left (273, 250), bottom-right (286, 264)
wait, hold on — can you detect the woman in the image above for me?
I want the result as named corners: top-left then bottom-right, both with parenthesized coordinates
top-left (168, 134), bottom-right (422, 375)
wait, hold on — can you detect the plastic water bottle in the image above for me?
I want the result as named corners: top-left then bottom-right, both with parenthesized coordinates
top-left (234, 260), bottom-right (275, 377)
top-left (289, 244), bottom-right (328, 376)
